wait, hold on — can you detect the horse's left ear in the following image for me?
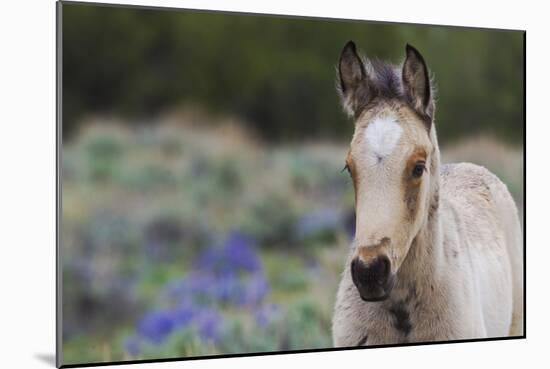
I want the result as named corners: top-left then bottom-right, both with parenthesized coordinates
top-left (402, 44), bottom-right (434, 125)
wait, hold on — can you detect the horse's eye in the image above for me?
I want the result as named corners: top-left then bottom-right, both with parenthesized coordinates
top-left (412, 163), bottom-right (425, 178)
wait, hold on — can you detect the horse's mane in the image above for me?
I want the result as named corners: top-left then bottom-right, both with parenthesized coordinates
top-left (366, 59), bottom-right (404, 100)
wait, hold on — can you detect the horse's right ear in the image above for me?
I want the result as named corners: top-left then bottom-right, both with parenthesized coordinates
top-left (337, 41), bottom-right (373, 118)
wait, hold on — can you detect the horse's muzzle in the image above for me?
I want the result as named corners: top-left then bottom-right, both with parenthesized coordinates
top-left (350, 255), bottom-right (394, 302)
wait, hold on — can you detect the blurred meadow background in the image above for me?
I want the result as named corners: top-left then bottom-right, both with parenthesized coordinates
top-left (60, 3), bottom-right (524, 366)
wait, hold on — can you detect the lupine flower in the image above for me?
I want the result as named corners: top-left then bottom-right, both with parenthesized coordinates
top-left (195, 308), bottom-right (222, 342)
top-left (193, 231), bottom-right (261, 274)
top-left (171, 301), bottom-right (196, 327)
top-left (130, 229), bottom-right (270, 349)
top-left (193, 245), bottom-right (221, 272)
top-left (184, 272), bottom-right (217, 301)
top-left (123, 336), bottom-right (141, 357)
top-left (296, 209), bottom-right (342, 239)
top-left (164, 271), bottom-right (218, 305)
top-left (223, 231), bottom-right (260, 273)
top-left (162, 277), bottom-right (189, 302)
top-left (241, 274), bottom-right (269, 306)
top-left (254, 304), bottom-right (281, 327)
top-left (137, 310), bottom-right (175, 344)
top-left (212, 271), bottom-right (243, 304)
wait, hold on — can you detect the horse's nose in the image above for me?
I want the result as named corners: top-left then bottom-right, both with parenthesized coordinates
top-left (351, 254), bottom-right (392, 301)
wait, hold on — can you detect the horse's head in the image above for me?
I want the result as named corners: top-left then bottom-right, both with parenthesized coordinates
top-left (337, 42), bottom-right (439, 301)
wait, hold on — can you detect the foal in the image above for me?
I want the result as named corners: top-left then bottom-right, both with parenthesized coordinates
top-left (332, 42), bottom-right (523, 346)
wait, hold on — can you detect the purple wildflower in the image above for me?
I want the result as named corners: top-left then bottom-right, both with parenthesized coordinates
top-left (137, 310), bottom-right (175, 344)
top-left (193, 245), bottom-right (221, 272)
top-left (171, 301), bottom-right (196, 327)
top-left (241, 274), bottom-right (269, 306)
top-left (254, 304), bottom-right (281, 327)
top-left (193, 231), bottom-right (261, 275)
top-left (212, 271), bottom-right (243, 304)
top-left (171, 271), bottom-right (217, 304)
top-left (186, 272), bottom-right (215, 294)
top-left (223, 231), bottom-right (261, 273)
top-left (296, 209), bottom-right (342, 239)
top-left (162, 277), bottom-right (189, 301)
top-left (123, 336), bottom-right (141, 356)
top-left (195, 308), bottom-right (222, 342)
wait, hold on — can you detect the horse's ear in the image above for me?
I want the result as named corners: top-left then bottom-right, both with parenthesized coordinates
top-left (338, 41), bottom-right (374, 118)
top-left (402, 44), bottom-right (434, 124)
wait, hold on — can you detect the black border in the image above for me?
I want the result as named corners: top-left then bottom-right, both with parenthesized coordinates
top-left (56, 1), bottom-right (527, 368)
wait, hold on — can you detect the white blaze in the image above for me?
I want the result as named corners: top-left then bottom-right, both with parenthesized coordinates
top-left (364, 116), bottom-right (402, 159)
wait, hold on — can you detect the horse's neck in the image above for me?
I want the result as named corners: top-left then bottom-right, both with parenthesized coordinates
top-left (400, 212), bottom-right (444, 282)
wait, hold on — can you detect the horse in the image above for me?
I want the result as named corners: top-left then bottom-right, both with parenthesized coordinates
top-left (332, 41), bottom-right (523, 346)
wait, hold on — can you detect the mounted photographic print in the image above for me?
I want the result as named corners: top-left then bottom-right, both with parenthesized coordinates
top-left (56, 1), bottom-right (525, 367)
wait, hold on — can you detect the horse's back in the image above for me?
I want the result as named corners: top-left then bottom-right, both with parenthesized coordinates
top-left (440, 162), bottom-right (523, 336)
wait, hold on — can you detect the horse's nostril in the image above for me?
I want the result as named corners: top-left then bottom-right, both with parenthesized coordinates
top-left (351, 255), bottom-right (392, 297)
top-left (372, 255), bottom-right (390, 283)
top-left (351, 259), bottom-right (363, 286)
top-left (351, 255), bottom-right (393, 301)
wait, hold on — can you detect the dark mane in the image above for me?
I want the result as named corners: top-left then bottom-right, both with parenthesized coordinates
top-left (368, 59), bottom-right (403, 101)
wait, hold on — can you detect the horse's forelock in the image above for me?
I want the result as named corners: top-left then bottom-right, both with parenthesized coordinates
top-left (367, 59), bottom-right (404, 101)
